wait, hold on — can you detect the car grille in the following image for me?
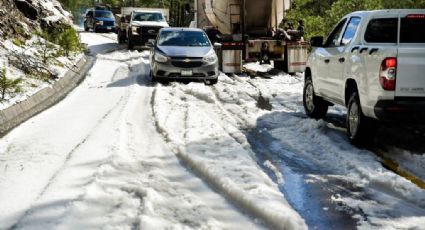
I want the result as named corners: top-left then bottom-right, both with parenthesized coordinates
top-left (103, 21), bottom-right (114, 27)
top-left (141, 26), bottom-right (161, 35)
top-left (171, 61), bottom-right (203, 68)
top-left (171, 57), bottom-right (203, 68)
top-left (169, 73), bottom-right (205, 78)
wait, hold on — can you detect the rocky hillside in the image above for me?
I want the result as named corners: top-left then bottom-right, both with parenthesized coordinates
top-left (0, 0), bottom-right (83, 108)
top-left (0, 0), bottom-right (72, 40)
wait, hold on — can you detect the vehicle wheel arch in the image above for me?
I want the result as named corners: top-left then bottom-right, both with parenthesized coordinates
top-left (345, 79), bottom-right (358, 106)
top-left (304, 67), bottom-right (312, 81)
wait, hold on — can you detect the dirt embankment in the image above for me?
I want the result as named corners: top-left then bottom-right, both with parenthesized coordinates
top-left (0, 0), bottom-right (72, 41)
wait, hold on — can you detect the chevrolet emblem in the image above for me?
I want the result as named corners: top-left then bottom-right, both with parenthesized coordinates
top-left (148, 29), bottom-right (156, 34)
top-left (183, 58), bottom-right (191, 63)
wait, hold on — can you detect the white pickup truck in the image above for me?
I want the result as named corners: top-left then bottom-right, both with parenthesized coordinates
top-left (126, 9), bottom-right (169, 50)
top-left (303, 10), bottom-right (425, 144)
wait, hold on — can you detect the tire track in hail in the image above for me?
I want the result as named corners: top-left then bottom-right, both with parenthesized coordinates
top-left (10, 70), bottom-right (133, 230)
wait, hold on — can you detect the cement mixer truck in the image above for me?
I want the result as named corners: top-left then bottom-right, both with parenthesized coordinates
top-left (192, 0), bottom-right (307, 74)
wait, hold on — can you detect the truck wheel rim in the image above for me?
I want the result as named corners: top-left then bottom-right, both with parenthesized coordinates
top-left (305, 84), bottom-right (314, 112)
top-left (349, 102), bottom-right (359, 135)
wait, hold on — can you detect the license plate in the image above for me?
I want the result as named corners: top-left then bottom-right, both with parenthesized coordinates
top-left (107, 26), bottom-right (112, 30)
top-left (148, 39), bottom-right (155, 43)
top-left (181, 70), bottom-right (193, 76)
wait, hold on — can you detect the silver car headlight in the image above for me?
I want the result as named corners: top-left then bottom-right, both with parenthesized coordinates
top-left (154, 52), bottom-right (169, 63)
top-left (203, 49), bottom-right (217, 63)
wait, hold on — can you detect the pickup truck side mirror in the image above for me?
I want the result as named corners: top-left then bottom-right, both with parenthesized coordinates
top-left (310, 36), bottom-right (324, 47)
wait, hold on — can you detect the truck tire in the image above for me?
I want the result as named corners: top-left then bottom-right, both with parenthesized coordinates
top-left (206, 79), bottom-right (218, 85)
top-left (150, 70), bottom-right (156, 82)
top-left (346, 92), bottom-right (376, 146)
top-left (117, 31), bottom-right (123, 44)
top-left (84, 23), bottom-right (89, 32)
top-left (128, 35), bottom-right (134, 50)
top-left (303, 78), bottom-right (328, 119)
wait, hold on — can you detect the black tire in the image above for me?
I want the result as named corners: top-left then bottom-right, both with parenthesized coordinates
top-left (117, 32), bottom-right (122, 44)
top-left (346, 92), bottom-right (377, 146)
top-left (150, 70), bottom-right (156, 82)
top-left (303, 78), bottom-right (328, 119)
top-left (206, 79), bottom-right (218, 85)
top-left (128, 35), bottom-right (134, 50)
top-left (84, 24), bottom-right (89, 32)
top-left (118, 30), bottom-right (126, 44)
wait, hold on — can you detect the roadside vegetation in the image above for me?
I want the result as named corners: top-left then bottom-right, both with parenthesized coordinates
top-left (0, 0), bottom-right (84, 106)
top-left (286, 0), bottom-right (425, 40)
top-left (0, 68), bottom-right (22, 102)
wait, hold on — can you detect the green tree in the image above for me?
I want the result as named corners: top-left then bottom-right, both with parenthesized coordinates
top-left (58, 27), bottom-right (82, 56)
top-left (286, 0), bottom-right (425, 41)
top-left (0, 68), bottom-right (23, 101)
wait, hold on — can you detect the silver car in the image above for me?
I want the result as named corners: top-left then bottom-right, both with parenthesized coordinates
top-left (149, 27), bottom-right (219, 84)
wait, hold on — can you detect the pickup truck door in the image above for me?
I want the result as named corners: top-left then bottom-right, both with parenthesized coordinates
top-left (331, 17), bottom-right (362, 101)
top-left (317, 19), bottom-right (347, 102)
top-left (396, 12), bottom-right (425, 98)
top-left (362, 15), bottom-right (399, 103)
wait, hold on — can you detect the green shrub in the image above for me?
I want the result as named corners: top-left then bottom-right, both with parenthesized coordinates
top-left (0, 68), bottom-right (23, 102)
top-left (41, 26), bottom-right (83, 56)
top-left (58, 27), bottom-right (82, 56)
top-left (286, 0), bottom-right (425, 41)
top-left (12, 38), bottom-right (24, 47)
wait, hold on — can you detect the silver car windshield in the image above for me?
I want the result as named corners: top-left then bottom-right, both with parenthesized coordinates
top-left (158, 31), bottom-right (211, 47)
top-left (132, 12), bottom-right (165, 22)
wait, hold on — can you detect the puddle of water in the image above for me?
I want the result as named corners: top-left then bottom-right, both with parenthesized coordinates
top-left (246, 127), bottom-right (359, 230)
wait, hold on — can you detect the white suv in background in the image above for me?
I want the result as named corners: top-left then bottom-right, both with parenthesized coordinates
top-left (303, 10), bottom-right (425, 144)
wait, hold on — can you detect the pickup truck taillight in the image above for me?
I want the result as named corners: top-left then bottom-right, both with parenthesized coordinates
top-left (379, 57), bottom-right (397, 91)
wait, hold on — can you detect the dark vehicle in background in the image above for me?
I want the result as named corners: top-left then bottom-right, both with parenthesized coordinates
top-left (149, 28), bottom-right (219, 85)
top-left (84, 9), bottom-right (116, 33)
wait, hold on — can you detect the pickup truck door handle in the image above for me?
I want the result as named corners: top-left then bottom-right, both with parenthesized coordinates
top-left (351, 46), bottom-right (360, 53)
top-left (324, 59), bottom-right (330, 64)
top-left (369, 48), bottom-right (379, 55)
top-left (360, 47), bottom-right (369, 54)
top-left (339, 57), bottom-right (345, 63)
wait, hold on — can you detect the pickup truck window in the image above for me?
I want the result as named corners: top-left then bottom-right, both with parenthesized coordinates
top-left (133, 12), bottom-right (165, 22)
top-left (324, 19), bottom-right (347, 47)
top-left (400, 16), bottom-right (425, 43)
top-left (364, 18), bottom-right (397, 43)
top-left (342, 17), bottom-right (361, 45)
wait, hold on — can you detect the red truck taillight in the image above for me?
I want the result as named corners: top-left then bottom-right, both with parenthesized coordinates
top-left (379, 57), bottom-right (397, 91)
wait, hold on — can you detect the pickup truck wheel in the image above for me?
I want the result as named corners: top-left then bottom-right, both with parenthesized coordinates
top-left (206, 79), bottom-right (218, 85)
top-left (347, 92), bottom-right (376, 146)
top-left (303, 79), bottom-right (328, 119)
top-left (150, 70), bottom-right (156, 82)
top-left (117, 32), bottom-right (122, 44)
top-left (128, 36), bottom-right (134, 50)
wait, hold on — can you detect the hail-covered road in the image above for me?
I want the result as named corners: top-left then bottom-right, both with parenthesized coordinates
top-left (0, 32), bottom-right (423, 230)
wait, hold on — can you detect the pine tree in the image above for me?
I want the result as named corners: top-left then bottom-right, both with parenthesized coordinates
top-left (0, 68), bottom-right (23, 102)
